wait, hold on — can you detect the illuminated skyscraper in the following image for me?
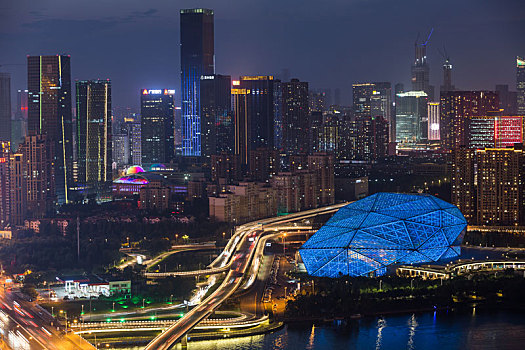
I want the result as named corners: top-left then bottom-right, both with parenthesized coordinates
top-left (440, 91), bottom-right (499, 150)
top-left (395, 91), bottom-right (428, 144)
top-left (440, 56), bottom-right (455, 92)
top-left (232, 87), bottom-right (249, 165)
top-left (517, 56), bottom-right (525, 115)
top-left (468, 115), bottom-right (523, 149)
top-left (353, 82), bottom-right (392, 141)
top-left (180, 8), bottom-right (214, 156)
top-left (141, 89), bottom-right (175, 166)
top-left (12, 89), bottom-right (28, 151)
top-left (76, 80), bottom-right (112, 200)
top-left (235, 76), bottom-right (282, 159)
top-left (411, 31), bottom-right (434, 100)
top-left (427, 102), bottom-right (440, 141)
top-left (282, 79), bottom-right (309, 154)
top-left (27, 55), bottom-right (73, 205)
top-left (0, 73), bottom-right (11, 143)
top-left (200, 74), bottom-right (232, 157)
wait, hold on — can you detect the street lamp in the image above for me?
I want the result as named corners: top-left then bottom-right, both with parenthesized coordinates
top-left (142, 299), bottom-right (145, 309)
top-left (283, 233), bottom-right (287, 256)
top-left (112, 302), bottom-right (115, 312)
top-left (170, 294), bottom-right (173, 304)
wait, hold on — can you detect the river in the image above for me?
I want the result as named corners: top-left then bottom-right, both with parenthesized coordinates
top-left (114, 308), bottom-right (525, 350)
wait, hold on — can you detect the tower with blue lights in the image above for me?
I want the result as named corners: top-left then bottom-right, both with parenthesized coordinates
top-left (180, 8), bottom-right (215, 156)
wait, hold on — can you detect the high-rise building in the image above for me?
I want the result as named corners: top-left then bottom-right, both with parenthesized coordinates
top-left (353, 82), bottom-right (392, 141)
top-left (0, 141), bottom-right (10, 228)
top-left (476, 147), bottom-right (524, 226)
top-left (17, 135), bottom-right (51, 219)
top-left (0, 73), bottom-right (11, 143)
top-left (451, 146), bottom-right (525, 226)
top-left (411, 32), bottom-right (434, 100)
top-left (241, 76), bottom-right (282, 151)
top-left (232, 87), bottom-right (249, 165)
top-left (310, 113), bottom-right (340, 155)
top-left (309, 91), bottom-right (327, 113)
top-left (27, 55), bottom-right (73, 205)
top-left (395, 91), bottom-right (428, 144)
top-left (307, 153), bottom-right (335, 206)
top-left (9, 152), bottom-right (25, 226)
top-left (282, 79), bottom-right (309, 155)
top-left (440, 56), bottom-right (455, 92)
top-left (210, 152), bottom-right (242, 184)
top-left (112, 134), bottom-right (130, 167)
top-left (180, 8), bottom-right (214, 156)
top-left (233, 76), bottom-right (282, 163)
top-left (427, 102), bottom-right (440, 141)
top-left (141, 89), bottom-right (175, 166)
top-left (451, 147), bottom-right (477, 223)
top-left (440, 91), bottom-right (499, 150)
top-left (468, 115), bottom-right (523, 149)
top-left (495, 84), bottom-right (517, 115)
top-left (11, 89), bottom-right (28, 151)
top-left (200, 74), bottom-right (232, 157)
top-left (517, 56), bottom-right (525, 115)
top-left (130, 120), bottom-right (141, 165)
top-left (76, 80), bottom-right (112, 199)
top-left (248, 148), bottom-right (280, 182)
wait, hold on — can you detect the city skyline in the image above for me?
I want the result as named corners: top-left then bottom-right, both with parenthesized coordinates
top-left (0, 0), bottom-right (524, 110)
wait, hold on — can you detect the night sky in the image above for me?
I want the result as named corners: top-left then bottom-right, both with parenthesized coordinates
top-left (1, 0), bottom-right (524, 111)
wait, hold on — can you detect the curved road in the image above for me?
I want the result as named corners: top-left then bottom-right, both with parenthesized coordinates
top-left (145, 203), bottom-right (347, 350)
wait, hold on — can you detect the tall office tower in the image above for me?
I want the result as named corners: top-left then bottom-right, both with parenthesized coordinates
top-left (75, 80), bottom-right (112, 199)
top-left (412, 32), bottom-right (434, 100)
top-left (309, 91), bottom-right (327, 113)
top-left (112, 134), bottom-right (130, 167)
top-left (451, 148), bottom-right (477, 224)
top-left (0, 73), bottom-right (11, 142)
top-left (282, 79), bottom-right (309, 155)
top-left (141, 89), bottom-right (175, 166)
top-left (180, 8), bottom-right (214, 156)
top-left (0, 142), bottom-right (10, 228)
top-left (427, 102), bottom-right (440, 141)
top-left (517, 56), bottom-right (525, 115)
top-left (496, 84), bottom-right (518, 115)
top-left (9, 152), bottom-right (25, 225)
top-left (18, 135), bottom-right (51, 219)
top-left (130, 121), bottom-right (141, 165)
top-left (236, 76), bottom-right (282, 156)
top-left (440, 91), bottom-right (499, 150)
top-left (249, 148), bottom-right (280, 182)
top-left (353, 82), bottom-right (393, 141)
top-left (307, 153), bottom-right (335, 206)
top-left (27, 55), bottom-right (73, 205)
top-left (232, 87), bottom-right (249, 165)
top-left (200, 74), bottom-right (232, 157)
top-left (395, 91), bottom-right (428, 144)
top-left (476, 147), bottom-right (525, 226)
top-left (440, 56), bottom-right (455, 92)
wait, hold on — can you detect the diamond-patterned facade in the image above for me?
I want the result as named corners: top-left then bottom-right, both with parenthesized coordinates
top-left (299, 193), bottom-right (467, 277)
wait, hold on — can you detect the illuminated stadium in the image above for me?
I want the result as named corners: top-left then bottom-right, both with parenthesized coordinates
top-left (299, 193), bottom-right (467, 278)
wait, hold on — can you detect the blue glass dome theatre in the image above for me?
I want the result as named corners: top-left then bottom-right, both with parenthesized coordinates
top-left (299, 193), bottom-right (467, 277)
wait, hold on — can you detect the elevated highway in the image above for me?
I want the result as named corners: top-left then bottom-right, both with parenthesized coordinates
top-left (144, 203), bottom-right (347, 349)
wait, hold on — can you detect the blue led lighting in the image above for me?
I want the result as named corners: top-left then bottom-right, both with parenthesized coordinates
top-left (299, 193), bottom-right (467, 278)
